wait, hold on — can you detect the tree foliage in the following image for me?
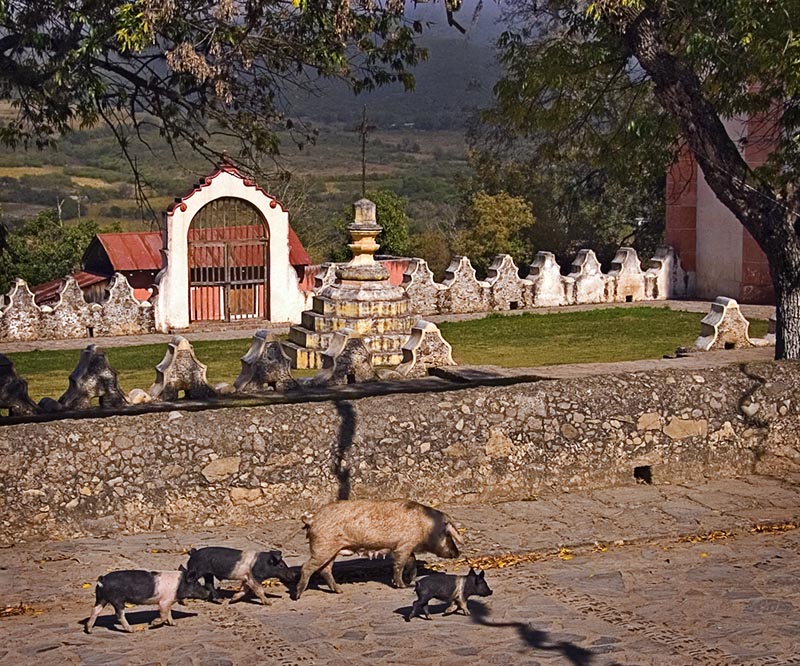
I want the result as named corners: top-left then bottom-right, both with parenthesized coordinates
top-left (467, 127), bottom-right (665, 268)
top-left (0, 210), bottom-right (99, 292)
top-left (330, 188), bottom-right (411, 262)
top-left (456, 190), bottom-right (535, 275)
top-left (490, 0), bottom-right (800, 358)
top-left (469, 0), bottom-right (674, 265)
top-left (0, 0), bottom-right (433, 184)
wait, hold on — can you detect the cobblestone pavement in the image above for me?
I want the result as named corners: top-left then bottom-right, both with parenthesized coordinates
top-left (2, 473), bottom-right (799, 665)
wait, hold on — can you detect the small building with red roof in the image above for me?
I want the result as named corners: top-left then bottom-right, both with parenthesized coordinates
top-left (33, 162), bottom-right (312, 330)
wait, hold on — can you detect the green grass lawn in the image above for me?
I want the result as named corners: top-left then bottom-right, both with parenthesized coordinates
top-left (439, 306), bottom-right (769, 367)
top-left (4, 307), bottom-right (770, 402)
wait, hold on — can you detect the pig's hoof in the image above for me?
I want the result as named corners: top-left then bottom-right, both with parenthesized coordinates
top-left (84, 627), bottom-right (92, 635)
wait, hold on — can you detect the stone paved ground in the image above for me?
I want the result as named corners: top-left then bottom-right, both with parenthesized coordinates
top-left (2, 473), bottom-right (799, 666)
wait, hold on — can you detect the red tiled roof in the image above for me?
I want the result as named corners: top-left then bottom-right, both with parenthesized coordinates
top-left (298, 258), bottom-right (411, 292)
top-left (95, 225), bottom-right (309, 271)
top-left (32, 271), bottom-right (109, 304)
top-left (288, 225), bottom-right (310, 266)
top-left (96, 231), bottom-right (163, 272)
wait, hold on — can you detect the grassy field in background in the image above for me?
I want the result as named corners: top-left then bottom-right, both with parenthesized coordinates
top-left (4, 307), bottom-right (770, 402)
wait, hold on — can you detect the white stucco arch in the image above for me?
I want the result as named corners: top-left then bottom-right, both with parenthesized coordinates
top-left (154, 165), bottom-right (306, 332)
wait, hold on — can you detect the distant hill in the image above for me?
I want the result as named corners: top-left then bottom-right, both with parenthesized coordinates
top-left (288, 36), bottom-right (501, 130)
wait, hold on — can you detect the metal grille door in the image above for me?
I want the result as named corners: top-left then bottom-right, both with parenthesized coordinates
top-left (188, 197), bottom-right (270, 322)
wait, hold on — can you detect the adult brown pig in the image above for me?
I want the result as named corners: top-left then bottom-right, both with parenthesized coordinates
top-left (294, 499), bottom-right (464, 599)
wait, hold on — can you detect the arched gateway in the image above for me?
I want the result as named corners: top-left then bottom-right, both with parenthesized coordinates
top-left (188, 197), bottom-right (270, 322)
top-left (154, 163), bottom-right (308, 332)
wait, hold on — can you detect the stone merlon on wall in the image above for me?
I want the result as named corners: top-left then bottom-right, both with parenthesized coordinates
top-left (0, 274), bottom-right (154, 342)
top-left (392, 246), bottom-right (694, 317)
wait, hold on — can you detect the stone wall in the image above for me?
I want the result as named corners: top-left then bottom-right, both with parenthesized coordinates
top-left (399, 246), bottom-right (694, 317)
top-left (2, 359), bottom-right (797, 545)
top-left (0, 245), bottom-right (693, 342)
top-left (0, 274), bottom-right (154, 342)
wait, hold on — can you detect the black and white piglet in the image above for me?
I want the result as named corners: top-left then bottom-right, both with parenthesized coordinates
top-left (85, 566), bottom-right (210, 633)
top-left (408, 568), bottom-right (493, 620)
top-left (186, 546), bottom-right (293, 605)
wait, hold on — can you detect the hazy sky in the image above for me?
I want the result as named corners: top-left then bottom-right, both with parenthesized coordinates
top-left (405, 0), bottom-right (506, 42)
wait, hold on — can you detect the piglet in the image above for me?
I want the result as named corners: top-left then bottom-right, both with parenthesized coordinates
top-left (186, 546), bottom-right (293, 605)
top-left (408, 568), bottom-right (493, 620)
top-left (85, 565), bottom-right (209, 633)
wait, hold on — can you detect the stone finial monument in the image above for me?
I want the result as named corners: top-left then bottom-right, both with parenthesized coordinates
top-left (310, 328), bottom-right (381, 386)
top-left (235, 329), bottom-right (298, 393)
top-left (59, 345), bottom-right (128, 410)
top-left (693, 296), bottom-right (771, 351)
top-left (285, 199), bottom-right (415, 369)
top-left (396, 320), bottom-right (457, 378)
top-left (148, 336), bottom-right (217, 400)
top-left (0, 354), bottom-right (40, 416)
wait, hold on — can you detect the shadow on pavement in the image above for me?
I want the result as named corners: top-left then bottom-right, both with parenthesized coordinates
top-left (468, 601), bottom-right (596, 666)
top-left (210, 586), bottom-right (285, 604)
top-left (80, 609), bottom-right (198, 633)
top-left (287, 557), bottom-right (441, 594)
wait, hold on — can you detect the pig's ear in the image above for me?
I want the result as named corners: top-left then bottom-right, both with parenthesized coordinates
top-left (478, 570), bottom-right (485, 579)
top-left (445, 522), bottom-right (465, 546)
top-left (271, 550), bottom-right (283, 562)
top-left (179, 564), bottom-right (187, 573)
top-left (467, 568), bottom-right (476, 578)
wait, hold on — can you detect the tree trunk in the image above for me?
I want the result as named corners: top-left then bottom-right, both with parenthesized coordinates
top-left (772, 235), bottom-right (800, 359)
top-left (616, 5), bottom-right (800, 360)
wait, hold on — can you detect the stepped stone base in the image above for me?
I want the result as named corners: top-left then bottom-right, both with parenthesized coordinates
top-left (287, 197), bottom-right (416, 369)
top-left (283, 337), bottom-right (406, 370)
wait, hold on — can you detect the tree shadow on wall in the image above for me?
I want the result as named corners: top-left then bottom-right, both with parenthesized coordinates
top-left (333, 400), bottom-right (356, 500)
top-left (468, 601), bottom-right (596, 666)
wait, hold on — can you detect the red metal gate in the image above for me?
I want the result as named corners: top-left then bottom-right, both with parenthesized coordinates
top-left (188, 198), bottom-right (270, 322)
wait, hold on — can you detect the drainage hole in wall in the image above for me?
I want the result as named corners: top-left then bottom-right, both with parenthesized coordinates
top-left (724, 342), bottom-right (735, 350)
top-left (625, 295), bottom-right (633, 303)
top-left (509, 301), bottom-right (519, 310)
top-left (633, 465), bottom-right (653, 484)
top-left (87, 326), bottom-right (94, 338)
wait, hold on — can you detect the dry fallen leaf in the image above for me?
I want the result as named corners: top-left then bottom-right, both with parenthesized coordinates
top-left (1, 603), bottom-right (43, 618)
top-left (425, 563), bottom-right (447, 572)
top-left (453, 551), bottom-right (543, 571)
top-left (751, 521), bottom-right (799, 534)
top-left (680, 530), bottom-right (733, 544)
